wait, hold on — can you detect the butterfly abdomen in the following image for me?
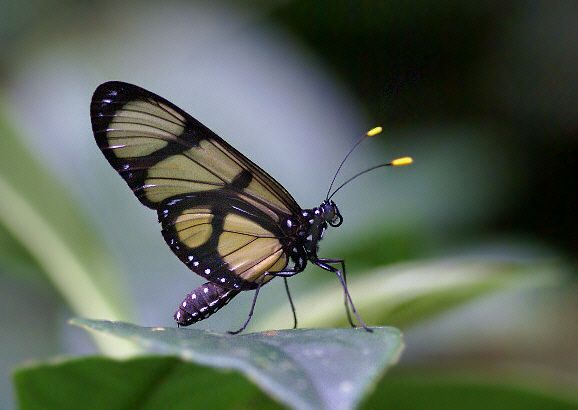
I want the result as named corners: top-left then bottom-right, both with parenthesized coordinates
top-left (174, 282), bottom-right (240, 326)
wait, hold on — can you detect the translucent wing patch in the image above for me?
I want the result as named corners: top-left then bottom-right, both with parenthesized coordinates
top-left (219, 213), bottom-right (287, 283)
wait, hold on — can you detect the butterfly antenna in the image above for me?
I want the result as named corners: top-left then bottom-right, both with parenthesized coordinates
top-left (325, 126), bottom-right (383, 200)
top-left (328, 156), bottom-right (413, 200)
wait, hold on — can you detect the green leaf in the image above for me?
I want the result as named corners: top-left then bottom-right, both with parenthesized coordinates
top-left (69, 319), bottom-right (404, 410)
top-left (14, 356), bottom-right (280, 410)
top-left (14, 359), bottom-right (578, 410)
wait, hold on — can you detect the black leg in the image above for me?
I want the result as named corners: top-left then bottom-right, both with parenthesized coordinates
top-left (227, 276), bottom-right (267, 335)
top-left (283, 277), bottom-right (298, 329)
top-left (268, 267), bottom-right (299, 277)
top-left (316, 258), bottom-right (356, 328)
top-left (259, 268), bottom-right (300, 329)
top-left (332, 259), bottom-right (356, 327)
top-left (313, 258), bottom-right (372, 332)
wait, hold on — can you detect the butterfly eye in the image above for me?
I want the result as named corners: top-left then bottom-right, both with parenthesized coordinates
top-left (329, 212), bottom-right (342, 227)
top-left (324, 201), bottom-right (343, 227)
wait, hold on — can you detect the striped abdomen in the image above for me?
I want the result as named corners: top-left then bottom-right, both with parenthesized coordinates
top-left (174, 282), bottom-right (240, 326)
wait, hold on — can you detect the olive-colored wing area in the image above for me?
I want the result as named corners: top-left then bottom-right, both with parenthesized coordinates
top-left (159, 191), bottom-right (289, 291)
top-left (90, 81), bottom-right (301, 216)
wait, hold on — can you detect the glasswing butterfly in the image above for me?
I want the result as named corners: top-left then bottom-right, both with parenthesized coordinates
top-left (90, 81), bottom-right (411, 333)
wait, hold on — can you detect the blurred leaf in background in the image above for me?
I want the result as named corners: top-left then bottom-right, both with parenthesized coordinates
top-left (1, 0), bottom-right (577, 409)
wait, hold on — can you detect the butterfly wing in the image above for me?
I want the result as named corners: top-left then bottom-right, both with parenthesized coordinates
top-left (159, 190), bottom-right (289, 290)
top-left (90, 81), bottom-right (300, 290)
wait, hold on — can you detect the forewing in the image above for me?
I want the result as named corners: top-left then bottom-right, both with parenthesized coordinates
top-left (90, 81), bottom-right (301, 215)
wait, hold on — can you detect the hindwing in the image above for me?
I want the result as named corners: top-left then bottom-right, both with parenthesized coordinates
top-left (159, 190), bottom-right (289, 290)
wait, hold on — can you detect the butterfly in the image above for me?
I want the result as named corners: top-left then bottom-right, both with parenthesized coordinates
top-left (90, 81), bottom-right (412, 333)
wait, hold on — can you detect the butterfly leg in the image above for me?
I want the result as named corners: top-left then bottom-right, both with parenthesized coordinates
top-left (228, 275), bottom-right (269, 335)
top-left (325, 259), bottom-right (356, 328)
top-left (311, 258), bottom-right (356, 327)
top-left (313, 258), bottom-right (372, 332)
top-left (283, 278), bottom-right (298, 329)
top-left (340, 263), bottom-right (357, 329)
top-left (264, 268), bottom-right (300, 329)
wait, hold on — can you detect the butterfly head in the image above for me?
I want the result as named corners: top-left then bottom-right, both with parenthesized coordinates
top-left (321, 200), bottom-right (343, 227)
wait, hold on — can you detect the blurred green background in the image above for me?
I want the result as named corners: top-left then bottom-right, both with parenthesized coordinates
top-left (1, 1), bottom-right (577, 409)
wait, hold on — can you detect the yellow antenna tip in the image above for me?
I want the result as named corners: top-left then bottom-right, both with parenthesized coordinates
top-left (366, 126), bottom-right (383, 137)
top-left (390, 156), bottom-right (413, 166)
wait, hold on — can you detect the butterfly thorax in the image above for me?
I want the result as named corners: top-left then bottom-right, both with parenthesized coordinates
top-left (283, 200), bottom-right (343, 274)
